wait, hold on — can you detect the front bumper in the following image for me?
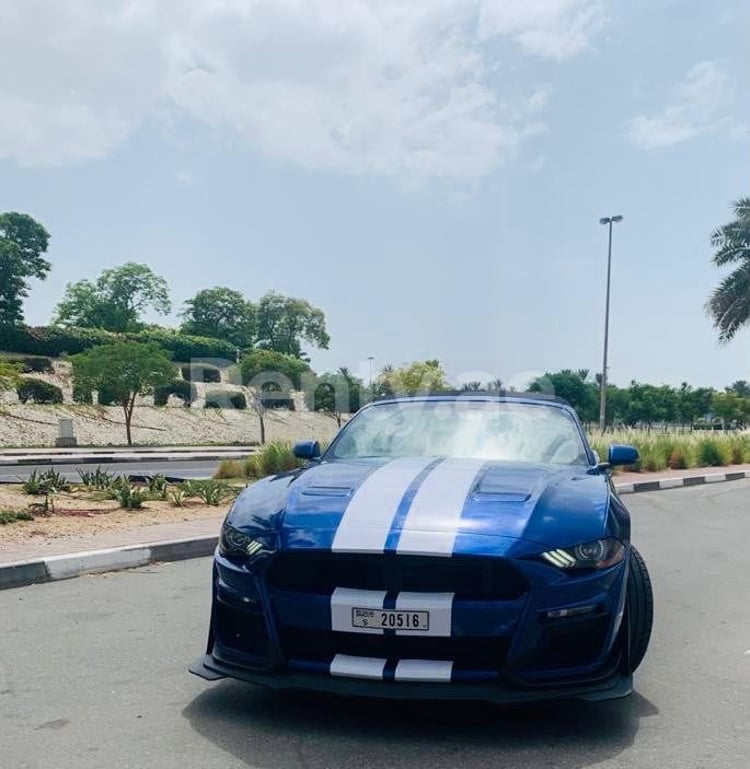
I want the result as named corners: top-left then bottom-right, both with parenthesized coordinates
top-left (190, 548), bottom-right (631, 704)
top-left (189, 652), bottom-right (633, 704)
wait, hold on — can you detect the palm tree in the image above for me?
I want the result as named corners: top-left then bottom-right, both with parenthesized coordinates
top-left (706, 197), bottom-right (750, 342)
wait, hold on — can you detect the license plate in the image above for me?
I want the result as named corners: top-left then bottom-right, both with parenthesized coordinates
top-left (351, 607), bottom-right (430, 631)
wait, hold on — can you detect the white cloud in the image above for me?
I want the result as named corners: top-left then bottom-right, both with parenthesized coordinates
top-left (175, 170), bottom-right (194, 185)
top-left (0, 0), bottom-right (605, 179)
top-left (627, 61), bottom-right (736, 150)
top-left (478, 0), bottom-right (606, 59)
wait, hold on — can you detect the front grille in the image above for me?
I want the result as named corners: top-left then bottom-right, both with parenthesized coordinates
top-left (266, 552), bottom-right (528, 600)
top-left (279, 627), bottom-right (511, 671)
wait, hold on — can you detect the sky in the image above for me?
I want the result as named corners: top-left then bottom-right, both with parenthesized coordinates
top-left (1, 0), bottom-right (749, 390)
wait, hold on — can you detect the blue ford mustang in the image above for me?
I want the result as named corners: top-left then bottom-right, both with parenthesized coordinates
top-left (190, 395), bottom-right (653, 703)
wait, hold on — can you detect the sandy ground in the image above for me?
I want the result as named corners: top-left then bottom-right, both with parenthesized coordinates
top-left (0, 359), bottom-right (346, 447)
top-left (0, 403), bottom-right (342, 447)
top-left (0, 484), bottom-right (228, 546)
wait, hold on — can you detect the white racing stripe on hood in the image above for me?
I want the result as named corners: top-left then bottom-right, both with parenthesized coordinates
top-left (331, 456), bottom-right (436, 553)
top-left (396, 457), bottom-right (486, 556)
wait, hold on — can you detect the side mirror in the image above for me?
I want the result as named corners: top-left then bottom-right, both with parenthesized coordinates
top-left (293, 440), bottom-right (321, 461)
top-left (606, 444), bottom-right (639, 467)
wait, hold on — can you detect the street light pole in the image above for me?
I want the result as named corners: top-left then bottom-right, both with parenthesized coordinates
top-left (367, 356), bottom-right (374, 401)
top-left (598, 215), bottom-right (623, 433)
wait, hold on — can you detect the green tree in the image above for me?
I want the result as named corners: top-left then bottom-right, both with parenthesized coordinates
top-left (181, 287), bottom-right (256, 349)
top-left (727, 380), bottom-right (750, 398)
top-left (706, 198), bottom-right (750, 342)
top-left (54, 263), bottom-right (171, 332)
top-left (255, 291), bottom-right (330, 357)
top-left (529, 369), bottom-right (598, 423)
top-left (71, 342), bottom-right (174, 445)
top-left (0, 213), bottom-right (51, 327)
top-left (375, 360), bottom-right (449, 397)
top-left (305, 368), bottom-right (363, 426)
top-left (711, 391), bottom-right (747, 429)
top-left (690, 387), bottom-right (715, 425)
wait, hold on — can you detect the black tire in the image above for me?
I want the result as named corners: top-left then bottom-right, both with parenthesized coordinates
top-left (625, 545), bottom-right (654, 672)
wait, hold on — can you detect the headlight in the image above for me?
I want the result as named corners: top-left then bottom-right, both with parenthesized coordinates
top-left (219, 523), bottom-right (275, 560)
top-left (540, 538), bottom-right (624, 570)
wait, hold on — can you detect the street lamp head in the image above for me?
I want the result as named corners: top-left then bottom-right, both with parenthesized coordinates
top-left (612, 215), bottom-right (623, 223)
top-left (599, 217), bottom-right (610, 225)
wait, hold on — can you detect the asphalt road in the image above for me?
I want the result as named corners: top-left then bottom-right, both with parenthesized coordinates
top-left (1, 482), bottom-right (749, 769)
top-left (0, 459), bottom-right (220, 483)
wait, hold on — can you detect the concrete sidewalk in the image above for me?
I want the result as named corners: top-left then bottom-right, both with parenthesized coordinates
top-left (2, 463), bottom-right (750, 590)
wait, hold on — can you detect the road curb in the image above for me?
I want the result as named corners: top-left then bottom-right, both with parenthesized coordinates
top-left (614, 469), bottom-right (750, 494)
top-left (0, 535), bottom-right (218, 592)
top-left (0, 452), bottom-right (248, 468)
top-left (1, 469), bottom-right (748, 591)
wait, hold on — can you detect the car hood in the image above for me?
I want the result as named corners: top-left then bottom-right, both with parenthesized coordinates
top-left (227, 456), bottom-right (612, 559)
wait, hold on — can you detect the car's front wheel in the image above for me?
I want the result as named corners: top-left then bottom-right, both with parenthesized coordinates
top-left (625, 545), bottom-right (654, 672)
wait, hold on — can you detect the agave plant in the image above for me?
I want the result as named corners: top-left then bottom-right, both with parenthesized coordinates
top-left (78, 466), bottom-right (117, 490)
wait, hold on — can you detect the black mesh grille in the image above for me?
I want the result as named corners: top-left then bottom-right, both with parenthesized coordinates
top-left (266, 552), bottom-right (528, 600)
top-left (279, 627), bottom-right (511, 670)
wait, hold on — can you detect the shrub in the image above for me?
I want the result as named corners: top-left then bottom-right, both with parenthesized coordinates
top-left (2, 355), bottom-right (54, 373)
top-left (132, 328), bottom-right (236, 362)
top-left (78, 466), bottom-right (117, 490)
top-left (173, 478), bottom-right (238, 505)
top-left (181, 364), bottom-right (221, 383)
top-left (668, 445), bottom-right (692, 470)
top-left (169, 488), bottom-right (187, 507)
top-left (245, 442), bottom-right (303, 479)
top-left (205, 389), bottom-right (247, 410)
top-left (214, 459), bottom-right (246, 479)
top-left (0, 510), bottom-right (35, 525)
top-left (72, 384), bottom-right (93, 404)
top-left (22, 469), bottom-right (70, 495)
top-left (194, 479), bottom-right (239, 506)
top-left (108, 480), bottom-right (147, 509)
top-left (0, 325), bottom-right (236, 361)
top-left (727, 434), bottom-right (750, 464)
top-left (153, 379), bottom-right (195, 406)
top-left (16, 377), bottom-right (63, 404)
top-left (146, 473), bottom-right (169, 499)
top-left (696, 437), bottom-right (732, 467)
top-left (261, 393), bottom-right (296, 410)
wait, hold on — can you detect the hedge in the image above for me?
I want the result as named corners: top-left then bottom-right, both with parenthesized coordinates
top-left (0, 325), bottom-right (237, 361)
top-left (16, 377), bottom-right (63, 404)
top-left (154, 379), bottom-right (197, 406)
top-left (181, 363), bottom-right (222, 383)
top-left (261, 394), bottom-right (296, 410)
top-left (205, 390), bottom-right (247, 410)
top-left (1, 355), bottom-right (54, 373)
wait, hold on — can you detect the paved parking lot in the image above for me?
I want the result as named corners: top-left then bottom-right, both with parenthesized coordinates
top-left (1, 482), bottom-right (748, 769)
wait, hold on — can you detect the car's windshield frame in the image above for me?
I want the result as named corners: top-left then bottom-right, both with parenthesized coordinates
top-left (323, 397), bottom-right (594, 467)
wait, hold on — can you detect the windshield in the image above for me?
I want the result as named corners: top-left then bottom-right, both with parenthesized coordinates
top-left (329, 400), bottom-right (590, 465)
